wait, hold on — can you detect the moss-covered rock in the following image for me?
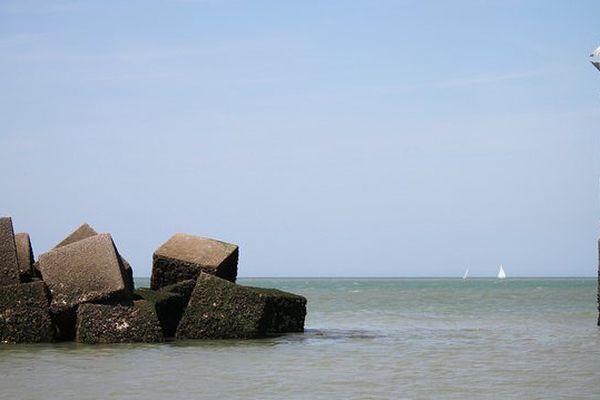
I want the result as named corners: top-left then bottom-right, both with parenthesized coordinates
top-left (75, 300), bottom-right (163, 344)
top-left (134, 288), bottom-right (188, 338)
top-left (0, 281), bottom-right (55, 343)
top-left (248, 287), bottom-right (306, 334)
top-left (150, 234), bottom-right (238, 290)
top-left (176, 274), bottom-right (306, 339)
top-left (176, 274), bottom-right (268, 339)
top-left (160, 279), bottom-right (196, 303)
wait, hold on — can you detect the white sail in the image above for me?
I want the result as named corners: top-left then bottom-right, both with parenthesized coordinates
top-left (590, 45), bottom-right (600, 57)
top-left (497, 264), bottom-right (506, 279)
top-left (462, 268), bottom-right (469, 280)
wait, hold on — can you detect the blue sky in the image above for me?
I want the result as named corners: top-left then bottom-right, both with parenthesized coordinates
top-left (1, 0), bottom-right (599, 277)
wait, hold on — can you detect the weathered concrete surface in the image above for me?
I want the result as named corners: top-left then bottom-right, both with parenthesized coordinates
top-left (0, 217), bottom-right (20, 287)
top-left (160, 279), bottom-right (196, 304)
top-left (134, 288), bottom-right (188, 338)
top-left (76, 300), bottom-right (163, 344)
top-left (38, 233), bottom-right (130, 339)
top-left (249, 287), bottom-right (306, 334)
top-left (15, 232), bottom-right (34, 281)
top-left (175, 274), bottom-right (270, 339)
top-left (151, 234), bottom-right (238, 290)
top-left (53, 223), bottom-right (98, 249)
top-left (0, 281), bottom-right (55, 343)
top-left (54, 223), bottom-right (134, 295)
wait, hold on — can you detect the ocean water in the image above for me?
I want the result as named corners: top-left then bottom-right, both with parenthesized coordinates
top-left (1, 278), bottom-right (599, 399)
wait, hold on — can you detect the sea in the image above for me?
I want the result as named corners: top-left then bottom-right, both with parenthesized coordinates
top-left (1, 277), bottom-right (599, 400)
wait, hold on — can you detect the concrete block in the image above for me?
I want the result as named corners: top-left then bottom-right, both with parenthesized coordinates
top-left (0, 217), bottom-right (20, 287)
top-left (176, 274), bottom-right (270, 339)
top-left (54, 223), bottom-right (134, 295)
top-left (38, 233), bottom-right (130, 339)
top-left (15, 232), bottom-right (34, 281)
top-left (0, 281), bottom-right (55, 343)
top-left (75, 300), bottom-right (163, 344)
top-left (134, 288), bottom-right (188, 338)
top-left (151, 234), bottom-right (238, 290)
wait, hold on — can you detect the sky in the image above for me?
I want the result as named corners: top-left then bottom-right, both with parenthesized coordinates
top-left (1, 0), bottom-right (600, 277)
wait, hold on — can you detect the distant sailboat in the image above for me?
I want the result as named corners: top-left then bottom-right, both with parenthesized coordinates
top-left (497, 264), bottom-right (506, 279)
top-left (462, 268), bottom-right (469, 280)
top-left (590, 45), bottom-right (600, 72)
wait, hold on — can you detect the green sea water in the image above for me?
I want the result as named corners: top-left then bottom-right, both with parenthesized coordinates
top-left (1, 278), bottom-right (599, 399)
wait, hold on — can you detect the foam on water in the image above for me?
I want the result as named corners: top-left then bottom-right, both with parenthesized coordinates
top-left (1, 278), bottom-right (599, 399)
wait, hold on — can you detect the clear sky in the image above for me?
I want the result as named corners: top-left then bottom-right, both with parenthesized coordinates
top-left (1, 0), bottom-right (600, 277)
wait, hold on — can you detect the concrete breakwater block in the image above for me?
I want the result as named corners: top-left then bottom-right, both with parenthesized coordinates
top-left (176, 274), bottom-right (306, 339)
top-left (38, 233), bottom-right (131, 338)
top-left (0, 281), bottom-right (55, 343)
top-left (151, 234), bottom-right (238, 290)
top-left (0, 217), bottom-right (20, 287)
top-left (160, 279), bottom-right (196, 303)
top-left (249, 287), bottom-right (307, 334)
top-left (53, 223), bottom-right (98, 249)
top-left (53, 223), bottom-right (134, 295)
top-left (134, 288), bottom-right (188, 338)
top-left (15, 232), bottom-right (35, 281)
top-left (76, 301), bottom-right (163, 344)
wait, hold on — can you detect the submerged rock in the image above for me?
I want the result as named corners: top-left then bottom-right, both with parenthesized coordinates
top-left (151, 234), bottom-right (238, 290)
top-left (38, 233), bottom-right (131, 339)
top-left (134, 288), bottom-right (188, 338)
top-left (76, 300), bottom-right (163, 344)
top-left (0, 217), bottom-right (20, 287)
top-left (176, 274), bottom-right (306, 340)
top-left (15, 232), bottom-right (34, 282)
top-left (0, 281), bottom-right (55, 343)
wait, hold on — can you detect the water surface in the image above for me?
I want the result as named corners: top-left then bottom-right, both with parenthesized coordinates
top-left (1, 278), bottom-right (598, 399)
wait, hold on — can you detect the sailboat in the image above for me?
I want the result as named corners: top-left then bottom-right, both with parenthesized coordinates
top-left (462, 268), bottom-right (469, 280)
top-left (497, 264), bottom-right (506, 279)
top-left (590, 45), bottom-right (600, 72)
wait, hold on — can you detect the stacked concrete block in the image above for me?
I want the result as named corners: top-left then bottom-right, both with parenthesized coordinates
top-left (53, 223), bottom-right (134, 295)
top-left (0, 217), bottom-right (20, 287)
top-left (15, 232), bottom-right (35, 281)
top-left (0, 281), bottom-right (55, 343)
top-left (176, 274), bottom-right (307, 340)
top-left (0, 219), bottom-right (308, 345)
top-left (76, 300), bottom-right (163, 344)
top-left (38, 233), bottom-right (130, 339)
top-left (134, 288), bottom-right (189, 338)
top-left (151, 234), bottom-right (238, 290)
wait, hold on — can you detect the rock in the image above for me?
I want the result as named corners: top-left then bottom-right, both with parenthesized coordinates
top-left (134, 288), bottom-right (188, 338)
top-left (176, 274), bottom-right (306, 339)
top-left (0, 281), bottom-right (55, 343)
top-left (0, 217), bottom-right (20, 287)
top-left (15, 232), bottom-right (34, 282)
top-left (53, 223), bottom-right (134, 296)
top-left (248, 287), bottom-right (307, 334)
top-left (151, 234), bottom-right (238, 290)
top-left (75, 300), bottom-right (163, 344)
top-left (38, 233), bottom-right (131, 339)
